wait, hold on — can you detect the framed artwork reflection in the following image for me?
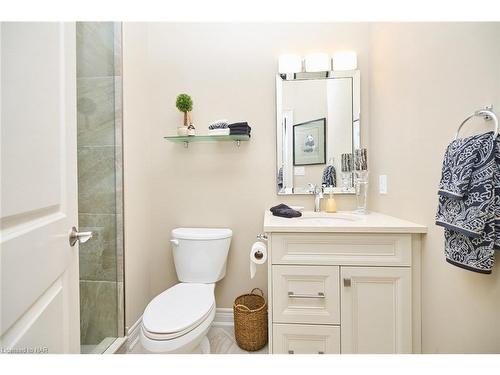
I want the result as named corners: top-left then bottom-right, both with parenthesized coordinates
top-left (293, 118), bottom-right (326, 166)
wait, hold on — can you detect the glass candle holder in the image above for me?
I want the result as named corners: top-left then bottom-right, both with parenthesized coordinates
top-left (354, 170), bottom-right (369, 214)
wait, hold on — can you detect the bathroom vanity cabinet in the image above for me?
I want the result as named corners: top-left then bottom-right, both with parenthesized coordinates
top-left (264, 211), bottom-right (426, 354)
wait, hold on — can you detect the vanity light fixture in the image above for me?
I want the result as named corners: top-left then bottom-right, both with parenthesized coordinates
top-left (304, 52), bottom-right (331, 72)
top-left (278, 54), bottom-right (302, 74)
top-left (332, 51), bottom-right (358, 71)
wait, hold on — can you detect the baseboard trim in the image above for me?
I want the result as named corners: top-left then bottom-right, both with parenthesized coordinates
top-left (105, 337), bottom-right (128, 354)
top-left (212, 308), bottom-right (234, 327)
top-left (125, 315), bottom-right (142, 353)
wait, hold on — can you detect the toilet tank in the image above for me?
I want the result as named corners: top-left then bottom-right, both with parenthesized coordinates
top-left (171, 228), bottom-right (232, 283)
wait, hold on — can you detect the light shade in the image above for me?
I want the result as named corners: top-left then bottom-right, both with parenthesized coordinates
top-left (278, 54), bottom-right (302, 74)
top-left (332, 51), bottom-right (357, 71)
top-left (304, 53), bottom-right (331, 72)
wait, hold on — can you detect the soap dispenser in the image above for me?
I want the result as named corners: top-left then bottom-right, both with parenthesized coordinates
top-left (325, 185), bottom-right (337, 213)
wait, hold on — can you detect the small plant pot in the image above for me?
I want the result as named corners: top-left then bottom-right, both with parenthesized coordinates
top-left (177, 126), bottom-right (189, 136)
top-left (187, 124), bottom-right (196, 136)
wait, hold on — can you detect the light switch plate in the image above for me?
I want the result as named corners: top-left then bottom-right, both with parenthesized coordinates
top-left (379, 174), bottom-right (388, 194)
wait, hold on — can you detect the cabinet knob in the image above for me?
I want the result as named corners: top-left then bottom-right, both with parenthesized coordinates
top-left (343, 278), bottom-right (352, 287)
top-left (288, 350), bottom-right (294, 354)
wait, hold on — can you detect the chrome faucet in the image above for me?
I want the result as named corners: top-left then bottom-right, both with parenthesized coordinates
top-left (308, 183), bottom-right (324, 212)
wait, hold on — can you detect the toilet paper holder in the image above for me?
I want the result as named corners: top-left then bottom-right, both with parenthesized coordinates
top-left (253, 234), bottom-right (268, 260)
top-left (256, 233), bottom-right (268, 242)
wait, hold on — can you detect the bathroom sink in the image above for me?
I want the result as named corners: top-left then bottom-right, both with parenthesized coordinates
top-left (298, 213), bottom-right (362, 223)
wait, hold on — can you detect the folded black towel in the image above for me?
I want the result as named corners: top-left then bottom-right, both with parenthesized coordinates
top-left (270, 203), bottom-right (289, 213)
top-left (230, 130), bottom-right (251, 136)
top-left (228, 122), bottom-right (249, 128)
top-left (230, 129), bottom-right (251, 137)
top-left (270, 204), bottom-right (302, 218)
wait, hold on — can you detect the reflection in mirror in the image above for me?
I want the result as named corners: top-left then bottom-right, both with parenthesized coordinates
top-left (276, 70), bottom-right (360, 195)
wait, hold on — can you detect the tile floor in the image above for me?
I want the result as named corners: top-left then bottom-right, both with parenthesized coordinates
top-left (206, 326), bottom-right (268, 354)
top-left (127, 325), bottom-right (268, 354)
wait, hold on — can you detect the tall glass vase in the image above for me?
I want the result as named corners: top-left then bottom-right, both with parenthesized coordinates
top-left (354, 170), bottom-right (369, 214)
top-left (341, 171), bottom-right (352, 192)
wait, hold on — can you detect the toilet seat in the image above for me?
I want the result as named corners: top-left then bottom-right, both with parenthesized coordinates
top-left (142, 283), bottom-right (215, 340)
top-left (142, 304), bottom-right (215, 341)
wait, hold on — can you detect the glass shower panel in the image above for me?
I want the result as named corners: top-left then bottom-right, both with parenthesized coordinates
top-left (76, 22), bottom-right (124, 354)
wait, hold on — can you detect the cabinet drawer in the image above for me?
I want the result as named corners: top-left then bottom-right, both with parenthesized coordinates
top-left (271, 233), bottom-right (411, 266)
top-left (273, 324), bottom-right (340, 354)
top-left (273, 265), bottom-right (340, 324)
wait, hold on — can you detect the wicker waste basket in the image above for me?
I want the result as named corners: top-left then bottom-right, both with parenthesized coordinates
top-left (233, 288), bottom-right (268, 351)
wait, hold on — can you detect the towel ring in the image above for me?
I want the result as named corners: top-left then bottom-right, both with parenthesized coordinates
top-left (455, 108), bottom-right (499, 140)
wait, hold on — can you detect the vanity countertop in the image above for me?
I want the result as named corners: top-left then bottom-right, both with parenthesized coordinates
top-left (264, 210), bottom-right (427, 234)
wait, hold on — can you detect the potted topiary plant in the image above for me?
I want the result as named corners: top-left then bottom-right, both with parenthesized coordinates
top-left (176, 93), bottom-right (193, 136)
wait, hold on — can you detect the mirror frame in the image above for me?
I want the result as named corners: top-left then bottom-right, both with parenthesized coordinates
top-left (275, 70), bottom-right (361, 195)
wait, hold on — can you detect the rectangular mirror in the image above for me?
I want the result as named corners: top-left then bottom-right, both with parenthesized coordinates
top-left (276, 70), bottom-right (360, 195)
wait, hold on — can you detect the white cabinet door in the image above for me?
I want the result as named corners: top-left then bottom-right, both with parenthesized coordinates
top-left (341, 267), bottom-right (411, 354)
top-left (0, 22), bottom-right (79, 353)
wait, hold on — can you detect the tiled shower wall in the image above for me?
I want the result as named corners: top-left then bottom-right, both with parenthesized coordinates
top-left (76, 22), bottom-right (124, 346)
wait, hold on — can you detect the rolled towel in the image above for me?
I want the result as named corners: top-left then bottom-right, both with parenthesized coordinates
top-left (322, 165), bottom-right (337, 187)
top-left (209, 119), bottom-right (229, 130)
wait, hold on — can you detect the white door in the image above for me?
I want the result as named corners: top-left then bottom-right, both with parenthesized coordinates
top-left (341, 266), bottom-right (411, 354)
top-left (0, 22), bottom-right (80, 353)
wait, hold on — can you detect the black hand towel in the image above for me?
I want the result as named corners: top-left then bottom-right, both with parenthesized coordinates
top-left (228, 122), bottom-right (249, 128)
top-left (270, 204), bottom-right (302, 218)
top-left (270, 203), bottom-right (290, 213)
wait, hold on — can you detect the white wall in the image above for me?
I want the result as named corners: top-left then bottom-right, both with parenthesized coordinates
top-left (122, 24), bottom-right (154, 328)
top-left (123, 22), bottom-right (500, 353)
top-left (122, 22), bottom-right (371, 327)
top-left (368, 22), bottom-right (500, 353)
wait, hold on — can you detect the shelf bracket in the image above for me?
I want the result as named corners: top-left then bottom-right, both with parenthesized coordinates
top-left (236, 140), bottom-right (241, 147)
top-left (184, 141), bottom-right (189, 148)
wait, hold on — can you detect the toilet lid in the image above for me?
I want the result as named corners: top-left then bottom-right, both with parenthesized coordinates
top-left (142, 283), bottom-right (215, 335)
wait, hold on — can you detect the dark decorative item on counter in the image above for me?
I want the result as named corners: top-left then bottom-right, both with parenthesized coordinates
top-left (175, 93), bottom-right (193, 135)
top-left (270, 203), bottom-right (302, 218)
top-left (233, 288), bottom-right (268, 351)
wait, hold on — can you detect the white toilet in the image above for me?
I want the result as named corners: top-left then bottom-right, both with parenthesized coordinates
top-left (140, 227), bottom-right (232, 354)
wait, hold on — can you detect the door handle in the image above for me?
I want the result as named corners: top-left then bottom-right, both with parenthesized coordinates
top-left (69, 226), bottom-right (93, 247)
top-left (288, 291), bottom-right (325, 299)
top-left (343, 278), bottom-right (352, 287)
top-left (288, 350), bottom-right (324, 354)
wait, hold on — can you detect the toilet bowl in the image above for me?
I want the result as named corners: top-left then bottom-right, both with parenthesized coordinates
top-left (140, 283), bottom-right (216, 353)
top-left (139, 227), bottom-right (232, 354)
